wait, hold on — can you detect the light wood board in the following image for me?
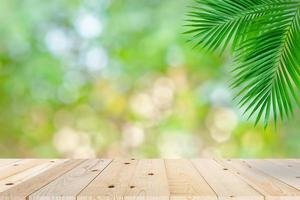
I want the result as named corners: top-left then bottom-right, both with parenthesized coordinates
top-left (0, 159), bottom-right (299, 200)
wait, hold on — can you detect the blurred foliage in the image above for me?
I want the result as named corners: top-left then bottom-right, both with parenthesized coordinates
top-left (0, 0), bottom-right (299, 158)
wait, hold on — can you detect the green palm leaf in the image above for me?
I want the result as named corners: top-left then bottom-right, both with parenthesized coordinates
top-left (185, 0), bottom-right (300, 126)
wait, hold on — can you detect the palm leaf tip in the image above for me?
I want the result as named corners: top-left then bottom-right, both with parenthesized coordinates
top-left (185, 0), bottom-right (300, 126)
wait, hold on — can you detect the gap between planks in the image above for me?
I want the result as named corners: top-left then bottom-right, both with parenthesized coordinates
top-left (0, 159), bottom-right (299, 200)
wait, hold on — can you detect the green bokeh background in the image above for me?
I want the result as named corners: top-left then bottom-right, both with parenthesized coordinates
top-left (0, 0), bottom-right (299, 158)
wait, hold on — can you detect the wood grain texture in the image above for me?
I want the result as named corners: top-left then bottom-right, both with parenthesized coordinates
top-left (268, 159), bottom-right (300, 174)
top-left (218, 159), bottom-right (300, 200)
top-left (0, 160), bottom-right (65, 193)
top-left (246, 160), bottom-right (300, 190)
top-left (0, 159), bottom-right (299, 200)
top-left (78, 158), bottom-right (137, 200)
top-left (124, 159), bottom-right (170, 200)
top-left (192, 159), bottom-right (263, 200)
top-left (0, 159), bottom-right (84, 200)
top-left (0, 160), bottom-right (48, 181)
top-left (165, 159), bottom-right (217, 200)
top-left (29, 159), bottom-right (111, 200)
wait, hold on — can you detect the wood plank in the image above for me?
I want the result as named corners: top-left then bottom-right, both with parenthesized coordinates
top-left (78, 159), bottom-right (138, 200)
top-left (0, 160), bottom-right (20, 168)
top-left (268, 160), bottom-right (300, 174)
top-left (217, 159), bottom-right (300, 200)
top-left (165, 159), bottom-right (217, 200)
top-left (0, 159), bottom-right (49, 181)
top-left (29, 159), bottom-right (111, 200)
top-left (0, 159), bottom-right (299, 199)
top-left (246, 160), bottom-right (300, 190)
top-left (192, 159), bottom-right (263, 200)
top-left (0, 160), bottom-right (65, 193)
top-left (124, 159), bottom-right (169, 200)
top-left (0, 159), bottom-right (84, 200)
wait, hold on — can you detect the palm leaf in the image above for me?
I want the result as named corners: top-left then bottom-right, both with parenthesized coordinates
top-left (185, 0), bottom-right (300, 126)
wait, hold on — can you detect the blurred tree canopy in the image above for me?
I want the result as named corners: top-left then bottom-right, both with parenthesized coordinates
top-left (0, 0), bottom-right (299, 158)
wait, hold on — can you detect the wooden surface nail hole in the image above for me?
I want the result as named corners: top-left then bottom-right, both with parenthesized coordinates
top-left (124, 162), bottom-right (130, 165)
top-left (108, 185), bottom-right (115, 188)
top-left (223, 168), bottom-right (228, 171)
top-left (130, 186), bottom-right (135, 189)
top-left (131, 158), bottom-right (135, 160)
top-left (13, 164), bottom-right (19, 166)
top-left (91, 169), bottom-right (99, 172)
top-left (50, 160), bottom-right (55, 163)
top-left (148, 173), bottom-right (154, 176)
top-left (5, 183), bottom-right (14, 186)
top-left (230, 195), bottom-right (235, 198)
top-left (288, 165), bottom-right (293, 167)
top-left (296, 176), bottom-right (300, 179)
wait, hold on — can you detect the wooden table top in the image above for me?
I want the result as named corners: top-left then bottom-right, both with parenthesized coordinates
top-left (0, 159), bottom-right (299, 200)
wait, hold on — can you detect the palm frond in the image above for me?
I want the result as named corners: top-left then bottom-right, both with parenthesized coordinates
top-left (185, 0), bottom-right (300, 126)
